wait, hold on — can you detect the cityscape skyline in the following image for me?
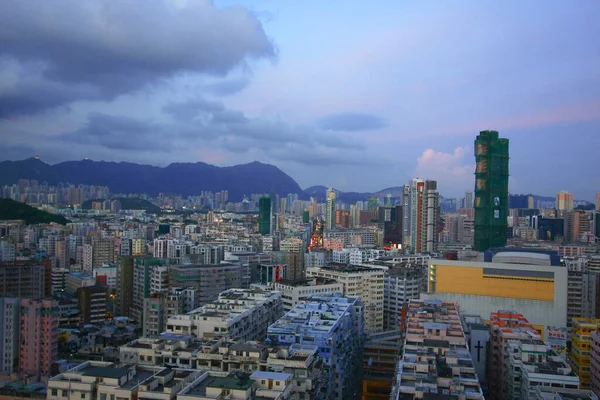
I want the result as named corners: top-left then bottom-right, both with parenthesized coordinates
top-left (0, 155), bottom-right (597, 203)
top-left (1, 1), bottom-right (599, 199)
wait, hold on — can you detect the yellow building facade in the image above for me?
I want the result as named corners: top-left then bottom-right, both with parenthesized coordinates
top-left (569, 318), bottom-right (600, 390)
top-left (423, 260), bottom-right (567, 328)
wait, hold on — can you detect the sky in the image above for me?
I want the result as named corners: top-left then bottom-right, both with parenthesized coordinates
top-left (1, 0), bottom-right (599, 200)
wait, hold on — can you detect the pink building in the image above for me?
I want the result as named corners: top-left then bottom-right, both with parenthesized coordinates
top-left (19, 298), bottom-right (59, 377)
top-left (591, 330), bottom-right (600, 397)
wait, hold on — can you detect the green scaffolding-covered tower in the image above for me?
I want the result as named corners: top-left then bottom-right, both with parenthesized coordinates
top-left (474, 130), bottom-right (509, 252)
top-left (258, 197), bottom-right (272, 235)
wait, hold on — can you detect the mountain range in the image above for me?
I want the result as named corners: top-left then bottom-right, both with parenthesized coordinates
top-left (0, 158), bottom-right (303, 201)
top-left (0, 158), bottom-right (591, 204)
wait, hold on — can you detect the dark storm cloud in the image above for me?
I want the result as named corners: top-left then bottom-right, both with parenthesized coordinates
top-left (317, 112), bottom-right (388, 131)
top-left (62, 113), bottom-right (165, 151)
top-left (0, 0), bottom-right (275, 117)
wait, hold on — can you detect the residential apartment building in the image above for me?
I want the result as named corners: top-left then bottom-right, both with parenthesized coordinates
top-left (116, 257), bottom-right (134, 318)
top-left (390, 299), bottom-right (484, 399)
top-left (307, 264), bottom-right (384, 333)
top-left (272, 277), bottom-right (344, 311)
top-left (0, 297), bottom-right (20, 373)
top-left (143, 294), bottom-right (166, 338)
top-left (20, 298), bottom-right (59, 377)
top-left (0, 261), bottom-right (48, 298)
top-left (271, 250), bottom-right (305, 281)
top-left (383, 263), bottom-right (425, 331)
top-left (361, 331), bottom-right (402, 400)
top-left (323, 229), bottom-right (377, 246)
top-left (169, 263), bottom-right (249, 306)
top-left (166, 288), bottom-right (282, 341)
top-left (505, 339), bottom-right (580, 399)
top-left (131, 257), bottom-right (167, 323)
top-left (488, 310), bottom-right (541, 398)
top-left (566, 259), bottom-right (599, 327)
top-left (120, 337), bottom-right (325, 399)
top-left (77, 284), bottom-right (108, 324)
top-left (570, 318), bottom-right (600, 390)
top-left (267, 293), bottom-right (363, 400)
top-left (47, 361), bottom-right (204, 400)
top-left (591, 330), bottom-right (600, 397)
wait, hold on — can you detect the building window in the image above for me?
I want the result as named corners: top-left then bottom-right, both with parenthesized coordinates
top-left (62, 391), bottom-right (67, 397)
top-left (81, 394), bottom-right (85, 399)
top-left (52, 390), bottom-right (58, 396)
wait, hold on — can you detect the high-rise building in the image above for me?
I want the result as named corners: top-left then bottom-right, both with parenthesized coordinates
top-left (379, 205), bottom-right (403, 247)
top-left (565, 210), bottom-right (591, 243)
top-left (0, 297), bottom-right (20, 374)
top-left (116, 257), bottom-right (134, 318)
top-left (143, 294), bottom-right (166, 338)
top-left (258, 197), bottom-right (271, 235)
top-left (570, 318), bottom-right (600, 390)
top-left (556, 190), bottom-right (575, 213)
top-left (464, 189), bottom-right (473, 209)
top-left (325, 188), bottom-right (336, 230)
top-left (591, 330), bottom-right (600, 396)
top-left (407, 178), bottom-right (439, 253)
top-left (307, 265), bottom-right (384, 333)
top-left (383, 263), bottom-right (425, 331)
top-left (77, 285), bottom-right (108, 324)
top-left (474, 130), bottom-right (509, 252)
top-left (390, 299), bottom-right (484, 399)
top-left (19, 298), bottom-right (59, 377)
top-left (267, 293), bottom-right (363, 400)
top-left (0, 261), bottom-right (48, 298)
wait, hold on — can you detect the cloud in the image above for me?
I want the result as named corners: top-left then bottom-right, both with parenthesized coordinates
top-left (48, 99), bottom-right (367, 161)
top-left (161, 98), bottom-right (364, 150)
top-left (317, 112), bottom-right (388, 131)
top-left (201, 77), bottom-right (252, 96)
top-left (414, 147), bottom-right (475, 196)
top-left (0, 0), bottom-right (275, 117)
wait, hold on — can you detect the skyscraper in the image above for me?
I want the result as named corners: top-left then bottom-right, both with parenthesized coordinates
top-left (474, 130), bottom-right (509, 252)
top-left (464, 189), bottom-right (473, 209)
top-left (556, 190), bottom-right (574, 213)
top-left (19, 298), bottom-right (59, 377)
top-left (406, 178), bottom-right (439, 253)
top-left (258, 196), bottom-right (271, 235)
top-left (325, 188), bottom-right (336, 230)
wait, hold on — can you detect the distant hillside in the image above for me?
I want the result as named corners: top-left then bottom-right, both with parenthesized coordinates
top-left (0, 198), bottom-right (68, 225)
top-left (82, 197), bottom-right (162, 213)
top-left (0, 158), bottom-right (305, 201)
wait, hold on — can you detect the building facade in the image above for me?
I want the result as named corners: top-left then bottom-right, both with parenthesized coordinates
top-left (0, 297), bottom-right (20, 374)
top-left (424, 259), bottom-right (568, 328)
top-left (19, 298), bottom-right (59, 377)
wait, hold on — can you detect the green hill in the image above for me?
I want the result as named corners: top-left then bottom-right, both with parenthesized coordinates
top-left (82, 197), bottom-right (162, 213)
top-left (0, 198), bottom-right (68, 225)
